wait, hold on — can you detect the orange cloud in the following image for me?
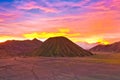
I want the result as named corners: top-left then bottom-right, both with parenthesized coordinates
top-left (83, 37), bottom-right (109, 45)
top-left (0, 0), bottom-right (119, 45)
top-left (23, 28), bottom-right (110, 45)
top-left (23, 28), bottom-right (80, 39)
top-left (69, 36), bottom-right (110, 45)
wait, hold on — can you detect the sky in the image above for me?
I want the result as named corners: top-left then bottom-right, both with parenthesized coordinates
top-left (0, 0), bottom-right (120, 46)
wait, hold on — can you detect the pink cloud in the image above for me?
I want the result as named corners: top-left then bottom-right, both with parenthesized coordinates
top-left (45, 0), bottom-right (90, 7)
top-left (111, 0), bottom-right (120, 9)
top-left (9, 9), bottom-right (119, 33)
top-left (17, 1), bottom-right (58, 13)
top-left (4, 10), bottom-right (117, 41)
top-left (83, 0), bottom-right (111, 11)
top-left (0, 10), bottom-right (23, 22)
top-left (0, 19), bottom-right (4, 22)
top-left (84, 0), bottom-right (120, 12)
top-left (0, 0), bottom-right (120, 43)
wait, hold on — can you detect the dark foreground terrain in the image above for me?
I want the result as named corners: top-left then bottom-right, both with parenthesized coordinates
top-left (0, 52), bottom-right (120, 80)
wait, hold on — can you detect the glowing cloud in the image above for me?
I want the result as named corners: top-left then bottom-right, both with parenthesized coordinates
top-left (0, 36), bottom-right (24, 42)
top-left (23, 28), bottom-right (80, 39)
top-left (83, 37), bottom-right (110, 45)
top-left (69, 36), bottom-right (110, 45)
top-left (0, 0), bottom-right (119, 46)
top-left (23, 28), bottom-right (109, 45)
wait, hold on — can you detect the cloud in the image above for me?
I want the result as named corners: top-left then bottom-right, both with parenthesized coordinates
top-left (84, 1), bottom-right (110, 11)
top-left (16, 1), bottom-right (58, 13)
top-left (23, 28), bottom-right (80, 39)
top-left (0, 8), bottom-right (24, 23)
top-left (15, 0), bottom-right (90, 14)
top-left (0, 35), bottom-right (24, 42)
top-left (23, 27), bottom-right (110, 45)
top-left (0, 0), bottom-right (120, 44)
top-left (44, 0), bottom-right (90, 8)
top-left (0, 19), bottom-right (4, 22)
top-left (111, 0), bottom-right (120, 10)
top-left (0, 7), bottom-right (118, 42)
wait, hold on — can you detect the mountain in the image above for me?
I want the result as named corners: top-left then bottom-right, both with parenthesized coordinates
top-left (89, 41), bottom-right (120, 53)
top-left (0, 38), bottom-right (42, 57)
top-left (33, 36), bottom-right (93, 57)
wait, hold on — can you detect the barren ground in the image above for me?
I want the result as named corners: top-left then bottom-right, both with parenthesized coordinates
top-left (0, 52), bottom-right (120, 80)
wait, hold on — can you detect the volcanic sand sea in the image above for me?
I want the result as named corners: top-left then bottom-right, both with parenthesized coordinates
top-left (0, 52), bottom-right (120, 80)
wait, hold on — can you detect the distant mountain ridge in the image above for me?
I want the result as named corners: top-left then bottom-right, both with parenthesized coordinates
top-left (89, 41), bottom-right (120, 53)
top-left (0, 39), bottom-right (42, 57)
top-left (0, 37), bottom-right (93, 57)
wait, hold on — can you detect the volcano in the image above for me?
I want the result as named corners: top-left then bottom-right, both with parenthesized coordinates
top-left (34, 36), bottom-right (93, 57)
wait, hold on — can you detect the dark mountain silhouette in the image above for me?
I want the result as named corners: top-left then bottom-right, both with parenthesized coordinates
top-left (0, 38), bottom-right (42, 57)
top-left (33, 36), bottom-right (93, 57)
top-left (89, 41), bottom-right (120, 53)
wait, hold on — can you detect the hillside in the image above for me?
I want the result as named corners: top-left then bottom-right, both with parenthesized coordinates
top-left (0, 39), bottom-right (42, 57)
top-left (90, 41), bottom-right (120, 53)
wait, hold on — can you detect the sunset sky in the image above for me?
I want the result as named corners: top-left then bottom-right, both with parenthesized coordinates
top-left (0, 0), bottom-right (120, 45)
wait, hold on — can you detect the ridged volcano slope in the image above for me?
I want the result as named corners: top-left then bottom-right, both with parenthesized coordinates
top-left (34, 36), bottom-right (93, 57)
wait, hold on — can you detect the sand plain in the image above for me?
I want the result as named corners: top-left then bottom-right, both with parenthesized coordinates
top-left (0, 52), bottom-right (120, 80)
